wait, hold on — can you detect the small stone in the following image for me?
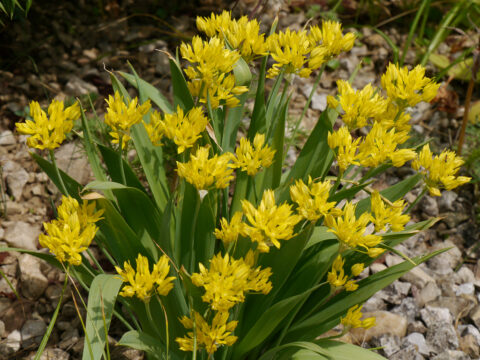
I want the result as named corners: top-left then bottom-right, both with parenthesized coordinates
top-left (415, 281), bottom-right (441, 307)
top-left (362, 294), bottom-right (387, 312)
top-left (369, 262), bottom-right (387, 274)
top-left (421, 195), bottom-right (439, 217)
top-left (431, 350), bottom-right (469, 360)
top-left (110, 346), bottom-right (144, 360)
top-left (428, 240), bottom-right (462, 275)
top-left (300, 84), bottom-right (328, 111)
top-left (4, 221), bottom-right (40, 250)
top-left (438, 191), bottom-right (458, 212)
top-left (0, 330), bottom-right (21, 356)
top-left (27, 348), bottom-right (70, 360)
top-left (371, 334), bottom-right (401, 357)
top-left (404, 332), bottom-right (431, 356)
top-left (408, 321), bottom-right (427, 334)
top-left (389, 344), bottom-right (424, 360)
top-left (429, 295), bottom-right (476, 319)
top-left (3, 160), bottom-right (29, 200)
top-left (350, 311), bottom-right (407, 343)
top-left (0, 320), bottom-right (5, 337)
top-left (65, 76), bottom-right (98, 96)
top-left (392, 297), bottom-right (419, 323)
top-left (420, 306), bottom-right (452, 327)
top-left (470, 305), bottom-right (480, 328)
top-left (455, 266), bottom-right (475, 284)
top-left (21, 319), bottom-right (47, 347)
top-left (380, 281), bottom-right (411, 305)
top-left (401, 266), bottom-right (436, 288)
top-left (18, 254), bottom-right (49, 299)
top-left (460, 334), bottom-right (480, 358)
top-left (0, 130), bottom-right (16, 145)
top-left (385, 254), bottom-right (402, 267)
top-left (55, 142), bottom-right (92, 184)
top-left (458, 324), bottom-right (480, 345)
top-left (426, 322), bottom-right (459, 353)
top-left (456, 283), bottom-right (475, 296)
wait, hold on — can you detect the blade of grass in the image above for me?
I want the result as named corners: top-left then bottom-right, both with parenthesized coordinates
top-left (400, 0), bottom-right (431, 66)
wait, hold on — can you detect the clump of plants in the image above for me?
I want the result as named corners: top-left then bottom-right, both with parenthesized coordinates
top-left (10, 10), bottom-right (470, 360)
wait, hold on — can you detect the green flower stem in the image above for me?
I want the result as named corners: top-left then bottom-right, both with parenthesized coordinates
top-left (189, 191), bottom-right (202, 273)
top-left (85, 249), bottom-right (104, 273)
top-left (155, 295), bottom-right (170, 360)
top-left (285, 64), bottom-right (326, 156)
top-left (34, 266), bottom-right (70, 360)
top-left (145, 299), bottom-right (163, 338)
top-left (49, 149), bottom-right (69, 196)
top-left (403, 186), bottom-right (427, 214)
top-left (118, 136), bottom-right (127, 186)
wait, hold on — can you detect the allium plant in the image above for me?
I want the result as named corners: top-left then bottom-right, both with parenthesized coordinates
top-left (9, 10), bottom-right (471, 360)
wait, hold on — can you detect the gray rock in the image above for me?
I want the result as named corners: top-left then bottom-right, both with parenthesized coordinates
top-left (300, 84), bottom-right (328, 111)
top-left (0, 330), bottom-right (21, 356)
top-left (0, 320), bottom-right (5, 338)
top-left (429, 295), bottom-right (476, 319)
top-left (415, 281), bottom-right (441, 307)
top-left (421, 195), bottom-right (439, 217)
top-left (438, 191), bottom-right (458, 212)
top-left (362, 293), bottom-right (387, 312)
top-left (458, 324), bottom-right (480, 345)
top-left (0, 130), bottom-right (16, 146)
top-left (426, 322), bottom-right (459, 354)
top-left (459, 334), bottom-right (480, 358)
top-left (369, 262), bottom-right (387, 274)
top-left (4, 221), bottom-right (40, 250)
top-left (18, 254), bottom-right (49, 299)
top-left (455, 266), bottom-right (475, 284)
top-left (404, 332), bottom-right (431, 356)
top-left (470, 305), bottom-right (480, 328)
top-left (371, 334), bottom-right (401, 357)
top-left (428, 240), bottom-right (462, 275)
top-left (3, 160), bottom-right (29, 200)
top-left (65, 75), bottom-right (98, 96)
top-left (420, 306), bottom-right (452, 327)
top-left (27, 348), bottom-right (70, 360)
top-left (392, 297), bottom-right (419, 323)
top-left (431, 350), bottom-right (469, 360)
top-left (380, 281), bottom-right (411, 305)
top-left (21, 319), bottom-right (46, 347)
top-left (408, 321), bottom-right (427, 334)
top-left (456, 282), bottom-right (475, 296)
top-left (401, 266), bottom-right (436, 288)
top-left (55, 142), bottom-right (92, 185)
top-left (389, 345), bottom-right (425, 360)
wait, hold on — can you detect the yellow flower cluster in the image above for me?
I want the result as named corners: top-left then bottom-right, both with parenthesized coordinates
top-left (290, 177), bottom-right (337, 221)
top-left (232, 134), bottom-right (275, 176)
top-left (16, 100), bottom-right (80, 150)
top-left (324, 202), bottom-right (384, 258)
top-left (177, 146), bottom-right (235, 190)
top-left (39, 196), bottom-right (103, 266)
top-left (327, 255), bottom-right (364, 291)
top-left (327, 127), bottom-right (361, 173)
top-left (412, 144), bottom-right (471, 196)
top-left (115, 254), bottom-right (175, 302)
top-left (105, 92), bottom-right (151, 149)
top-left (176, 311), bottom-right (238, 355)
top-left (341, 305), bottom-right (376, 330)
top-left (214, 212), bottom-right (244, 246)
top-left (144, 106), bottom-right (208, 154)
top-left (370, 191), bottom-right (410, 232)
top-left (191, 251), bottom-right (272, 312)
top-left (180, 36), bottom-right (248, 108)
top-left (381, 63), bottom-right (440, 107)
top-left (196, 10), bottom-right (267, 62)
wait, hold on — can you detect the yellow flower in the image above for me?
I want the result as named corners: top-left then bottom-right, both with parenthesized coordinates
top-left (105, 91), bottom-right (151, 149)
top-left (327, 126), bottom-right (361, 173)
top-left (324, 202), bottom-right (381, 252)
top-left (181, 36), bottom-right (248, 108)
top-left (412, 144), bottom-right (471, 196)
top-left (39, 196), bottom-right (103, 266)
top-left (214, 212), bottom-right (245, 246)
top-left (308, 20), bottom-right (355, 68)
top-left (289, 177), bottom-right (336, 221)
top-left (115, 254), bottom-right (175, 302)
top-left (241, 189), bottom-right (302, 252)
top-left (176, 311), bottom-right (238, 354)
top-left (232, 134), bottom-right (275, 176)
top-left (381, 63), bottom-right (440, 107)
top-left (176, 146), bottom-right (235, 190)
top-left (327, 255), bottom-right (363, 292)
top-left (351, 263), bottom-right (365, 277)
top-left (144, 106), bottom-right (208, 153)
top-left (374, 101), bottom-right (412, 143)
top-left (196, 11), bottom-right (268, 62)
top-left (357, 122), bottom-right (416, 168)
top-left (370, 191), bottom-right (410, 232)
top-left (16, 100), bottom-right (80, 150)
top-left (327, 80), bottom-right (388, 129)
top-left (191, 251), bottom-right (272, 312)
top-left (266, 29), bottom-right (312, 78)
top-left (341, 305), bottom-right (376, 330)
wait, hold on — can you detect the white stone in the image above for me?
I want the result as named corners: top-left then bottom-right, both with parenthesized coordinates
top-left (421, 306), bottom-right (453, 327)
top-left (4, 221), bottom-right (40, 250)
top-left (455, 266), bottom-right (475, 284)
top-left (415, 281), bottom-right (441, 307)
top-left (18, 254), bottom-right (49, 299)
top-left (459, 324), bottom-right (480, 345)
top-left (0, 330), bottom-right (21, 356)
top-left (456, 283), bottom-right (475, 296)
top-left (401, 265), bottom-right (436, 288)
top-left (0, 130), bottom-right (16, 146)
top-left (3, 160), bottom-right (29, 200)
top-left (404, 332), bottom-right (431, 356)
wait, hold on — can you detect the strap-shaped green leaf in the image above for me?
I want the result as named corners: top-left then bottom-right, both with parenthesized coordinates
top-left (170, 58), bottom-right (194, 111)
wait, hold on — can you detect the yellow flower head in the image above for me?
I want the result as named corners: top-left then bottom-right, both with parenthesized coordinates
top-left (176, 311), bottom-right (238, 354)
top-left (191, 251), bottom-right (272, 312)
top-left (308, 20), bottom-right (355, 68)
top-left (233, 134), bottom-right (276, 176)
top-left (324, 202), bottom-right (381, 251)
top-left (196, 11), bottom-right (268, 62)
top-left (374, 101), bottom-right (412, 143)
top-left (115, 254), bottom-right (175, 302)
top-left (144, 106), bottom-right (208, 153)
top-left (327, 80), bottom-right (388, 129)
top-left (381, 63), bottom-right (440, 108)
top-left (176, 146), bottom-right (235, 190)
top-left (412, 144), bottom-right (471, 196)
top-left (181, 36), bottom-right (248, 108)
top-left (327, 126), bottom-right (361, 172)
top-left (16, 100), bottom-right (80, 150)
top-left (241, 189), bottom-right (302, 252)
top-left (327, 255), bottom-right (364, 292)
top-left (266, 29), bottom-right (312, 78)
top-left (214, 212), bottom-right (245, 246)
top-left (370, 191), bottom-right (410, 232)
top-left (39, 196), bottom-right (103, 266)
top-left (341, 305), bottom-right (376, 330)
top-left (290, 176), bottom-right (336, 221)
top-left (105, 91), bottom-right (151, 149)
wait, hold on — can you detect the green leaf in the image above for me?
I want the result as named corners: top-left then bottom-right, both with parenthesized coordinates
top-left (222, 92), bottom-right (248, 152)
top-left (170, 58), bottom-right (194, 111)
top-left (82, 274), bottom-right (123, 360)
top-left (248, 56), bottom-right (268, 139)
top-left (259, 341), bottom-right (329, 360)
top-left (194, 190), bottom-right (218, 267)
top-left (314, 339), bottom-right (386, 360)
top-left (118, 330), bottom-right (166, 360)
top-left (119, 71), bottom-right (173, 113)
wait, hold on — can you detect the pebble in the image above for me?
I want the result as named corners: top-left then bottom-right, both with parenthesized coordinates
top-left (371, 334), bottom-right (401, 357)
top-left (4, 221), bottom-right (41, 250)
top-left (403, 332), bottom-right (431, 356)
top-left (3, 160), bottom-right (29, 200)
top-left (27, 348), bottom-right (70, 360)
top-left (0, 330), bottom-right (21, 356)
top-left (426, 321), bottom-right (459, 353)
top-left (420, 306), bottom-right (453, 327)
top-left (431, 350), bottom-right (470, 360)
top-left (456, 282), bottom-right (475, 296)
top-left (415, 281), bottom-right (441, 307)
top-left (0, 130), bottom-right (16, 146)
top-left (18, 254), bottom-right (49, 299)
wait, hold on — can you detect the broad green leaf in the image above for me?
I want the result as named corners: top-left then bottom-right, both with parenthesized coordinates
top-left (170, 58), bottom-right (194, 111)
top-left (222, 92), bottom-right (248, 152)
top-left (248, 56), bottom-right (268, 139)
top-left (118, 331), bottom-right (166, 360)
top-left (259, 341), bottom-right (330, 360)
top-left (119, 71), bottom-right (173, 113)
top-left (314, 339), bottom-right (386, 360)
top-left (82, 274), bottom-right (123, 360)
top-left (194, 190), bottom-right (217, 267)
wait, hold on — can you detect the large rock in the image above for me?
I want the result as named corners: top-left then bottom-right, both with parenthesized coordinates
top-left (18, 254), bottom-right (49, 299)
top-left (2, 160), bottom-right (29, 200)
top-left (426, 322), bottom-right (459, 354)
top-left (350, 311), bottom-right (407, 343)
top-left (4, 221), bottom-right (40, 250)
